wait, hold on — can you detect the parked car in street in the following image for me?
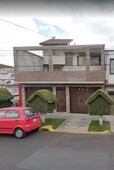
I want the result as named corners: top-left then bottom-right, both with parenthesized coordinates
top-left (0, 107), bottom-right (41, 139)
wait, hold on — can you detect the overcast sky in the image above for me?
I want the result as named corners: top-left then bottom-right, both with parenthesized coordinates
top-left (0, 0), bottom-right (114, 66)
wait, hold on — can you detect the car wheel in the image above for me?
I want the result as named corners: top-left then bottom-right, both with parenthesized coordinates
top-left (14, 128), bottom-right (26, 139)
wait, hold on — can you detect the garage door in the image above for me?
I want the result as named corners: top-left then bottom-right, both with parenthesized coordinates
top-left (25, 87), bottom-right (52, 100)
top-left (70, 87), bottom-right (97, 113)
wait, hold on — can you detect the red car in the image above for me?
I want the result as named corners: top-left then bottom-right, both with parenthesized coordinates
top-left (0, 107), bottom-right (41, 139)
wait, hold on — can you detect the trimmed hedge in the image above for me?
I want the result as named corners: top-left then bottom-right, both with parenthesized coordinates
top-left (86, 89), bottom-right (114, 116)
top-left (26, 89), bottom-right (57, 114)
top-left (0, 88), bottom-right (13, 108)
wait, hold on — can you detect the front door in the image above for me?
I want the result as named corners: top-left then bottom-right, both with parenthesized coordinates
top-left (56, 87), bottom-right (66, 112)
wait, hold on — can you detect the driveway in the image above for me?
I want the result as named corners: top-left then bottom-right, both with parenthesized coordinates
top-left (46, 113), bottom-right (114, 133)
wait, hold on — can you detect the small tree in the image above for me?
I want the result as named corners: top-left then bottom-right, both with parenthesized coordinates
top-left (26, 89), bottom-right (57, 122)
top-left (86, 89), bottom-right (114, 125)
top-left (0, 88), bottom-right (13, 108)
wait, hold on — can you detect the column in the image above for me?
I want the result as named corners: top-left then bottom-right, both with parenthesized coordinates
top-left (86, 48), bottom-right (90, 71)
top-left (52, 86), bottom-right (57, 113)
top-left (66, 86), bottom-right (70, 113)
top-left (48, 49), bottom-right (53, 71)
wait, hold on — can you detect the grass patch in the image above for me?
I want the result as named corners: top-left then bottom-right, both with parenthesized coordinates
top-left (88, 120), bottom-right (110, 132)
top-left (41, 118), bottom-right (66, 129)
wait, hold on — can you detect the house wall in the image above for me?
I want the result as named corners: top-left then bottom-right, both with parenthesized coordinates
top-left (105, 50), bottom-right (114, 83)
top-left (105, 50), bottom-right (114, 114)
top-left (15, 51), bottom-right (43, 72)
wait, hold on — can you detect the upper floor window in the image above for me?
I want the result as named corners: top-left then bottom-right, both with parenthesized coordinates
top-left (43, 65), bottom-right (49, 72)
top-left (53, 65), bottom-right (62, 71)
top-left (110, 59), bottom-right (114, 74)
top-left (90, 53), bottom-right (101, 65)
top-left (65, 53), bottom-right (73, 66)
top-left (77, 53), bottom-right (86, 66)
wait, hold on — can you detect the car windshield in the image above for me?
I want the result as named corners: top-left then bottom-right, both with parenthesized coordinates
top-left (24, 109), bottom-right (37, 117)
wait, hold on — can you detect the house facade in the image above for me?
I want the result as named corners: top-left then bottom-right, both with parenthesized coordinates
top-left (0, 64), bottom-right (19, 106)
top-left (14, 39), bottom-right (105, 113)
top-left (105, 49), bottom-right (114, 114)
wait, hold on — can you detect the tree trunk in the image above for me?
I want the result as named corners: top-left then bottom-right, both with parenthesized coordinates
top-left (40, 114), bottom-right (46, 123)
top-left (99, 115), bottom-right (103, 125)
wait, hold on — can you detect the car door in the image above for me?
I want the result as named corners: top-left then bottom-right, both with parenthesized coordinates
top-left (1, 110), bottom-right (20, 134)
top-left (0, 110), bottom-right (5, 132)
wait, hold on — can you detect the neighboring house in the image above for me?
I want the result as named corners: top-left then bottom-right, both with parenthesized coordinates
top-left (0, 64), bottom-right (19, 106)
top-left (13, 38), bottom-right (105, 113)
top-left (105, 49), bottom-right (114, 114)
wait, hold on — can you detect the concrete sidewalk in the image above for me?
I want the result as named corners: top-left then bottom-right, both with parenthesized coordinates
top-left (46, 112), bottom-right (114, 134)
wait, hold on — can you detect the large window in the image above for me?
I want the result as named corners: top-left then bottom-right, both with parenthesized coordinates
top-left (53, 65), bottom-right (62, 71)
top-left (77, 53), bottom-right (86, 66)
top-left (110, 59), bottom-right (114, 74)
top-left (90, 53), bottom-right (101, 65)
top-left (65, 53), bottom-right (73, 66)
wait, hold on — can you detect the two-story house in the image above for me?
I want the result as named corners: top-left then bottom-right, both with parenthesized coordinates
top-left (14, 38), bottom-right (105, 113)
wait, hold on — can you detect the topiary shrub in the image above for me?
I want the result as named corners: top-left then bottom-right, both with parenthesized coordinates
top-left (26, 89), bottom-right (58, 122)
top-left (0, 88), bottom-right (13, 108)
top-left (86, 89), bottom-right (114, 125)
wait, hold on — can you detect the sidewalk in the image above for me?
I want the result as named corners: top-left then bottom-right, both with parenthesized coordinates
top-left (46, 112), bottom-right (114, 134)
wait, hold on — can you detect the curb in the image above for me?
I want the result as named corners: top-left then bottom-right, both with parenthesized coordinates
top-left (40, 125), bottom-right (112, 135)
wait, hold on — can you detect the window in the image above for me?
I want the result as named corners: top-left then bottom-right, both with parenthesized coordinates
top-left (6, 110), bottom-right (19, 118)
top-left (110, 59), bottom-right (114, 74)
top-left (77, 56), bottom-right (86, 66)
top-left (43, 65), bottom-right (49, 71)
top-left (24, 109), bottom-right (37, 117)
top-left (53, 65), bottom-right (62, 71)
top-left (0, 110), bottom-right (4, 118)
top-left (90, 53), bottom-right (101, 65)
top-left (65, 53), bottom-right (73, 66)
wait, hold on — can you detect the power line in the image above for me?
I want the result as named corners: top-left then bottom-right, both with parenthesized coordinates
top-left (0, 18), bottom-right (51, 38)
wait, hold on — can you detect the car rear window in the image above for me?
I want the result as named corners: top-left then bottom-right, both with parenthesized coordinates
top-left (24, 109), bottom-right (37, 117)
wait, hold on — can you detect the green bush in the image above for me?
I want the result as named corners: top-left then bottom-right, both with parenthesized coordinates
top-left (0, 88), bottom-right (13, 108)
top-left (88, 96), bottom-right (111, 116)
top-left (86, 89), bottom-right (114, 116)
top-left (26, 89), bottom-right (57, 114)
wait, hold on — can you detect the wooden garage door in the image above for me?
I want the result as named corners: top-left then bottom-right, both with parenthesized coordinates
top-left (56, 87), bottom-right (66, 112)
top-left (70, 87), bottom-right (97, 113)
top-left (25, 87), bottom-right (52, 100)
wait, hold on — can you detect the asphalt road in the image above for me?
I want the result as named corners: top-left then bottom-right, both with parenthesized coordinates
top-left (0, 131), bottom-right (114, 170)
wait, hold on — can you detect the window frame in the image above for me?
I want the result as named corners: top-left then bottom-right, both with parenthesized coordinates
top-left (90, 53), bottom-right (101, 66)
top-left (110, 59), bottom-right (114, 74)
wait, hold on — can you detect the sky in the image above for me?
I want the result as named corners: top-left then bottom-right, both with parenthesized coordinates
top-left (0, 0), bottom-right (114, 66)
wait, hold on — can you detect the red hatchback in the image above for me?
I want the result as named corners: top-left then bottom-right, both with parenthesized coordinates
top-left (0, 107), bottom-right (41, 139)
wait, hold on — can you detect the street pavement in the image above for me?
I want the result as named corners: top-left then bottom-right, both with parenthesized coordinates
top-left (46, 112), bottom-right (114, 134)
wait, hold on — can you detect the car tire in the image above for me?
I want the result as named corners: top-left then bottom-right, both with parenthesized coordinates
top-left (14, 128), bottom-right (26, 139)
